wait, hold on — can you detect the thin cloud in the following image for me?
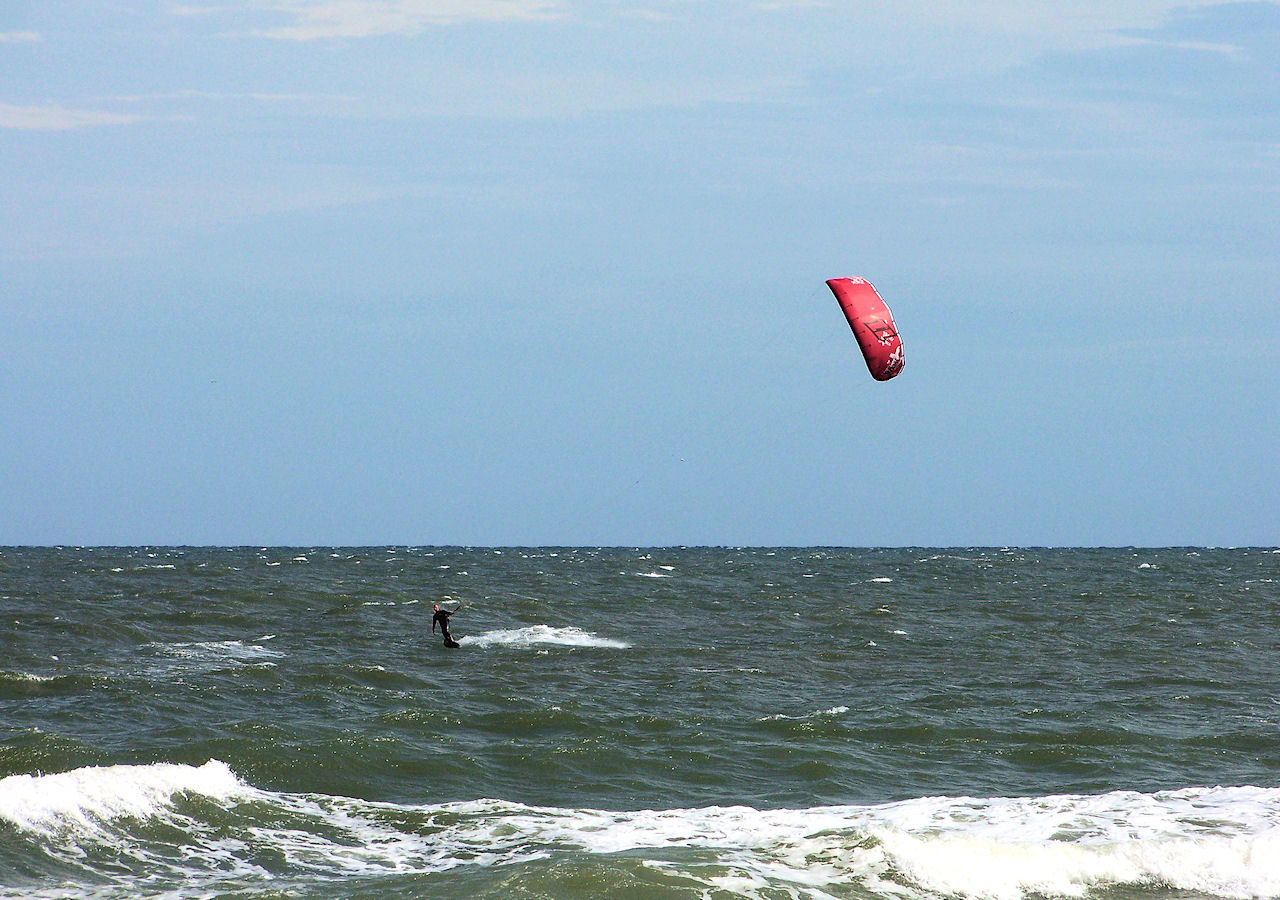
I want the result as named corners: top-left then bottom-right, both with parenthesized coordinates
top-left (0, 103), bottom-right (143, 131)
top-left (1123, 36), bottom-right (1246, 56)
top-left (0, 31), bottom-right (42, 42)
top-left (96, 89), bottom-right (355, 103)
top-left (251, 0), bottom-right (563, 39)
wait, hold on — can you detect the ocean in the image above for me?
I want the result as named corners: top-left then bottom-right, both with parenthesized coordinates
top-left (2, 546), bottom-right (1278, 899)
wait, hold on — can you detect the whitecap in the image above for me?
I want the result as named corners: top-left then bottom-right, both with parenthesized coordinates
top-left (0, 760), bottom-right (245, 836)
top-left (760, 705), bottom-right (851, 722)
top-left (6, 767), bottom-right (1280, 899)
top-left (154, 640), bottom-right (283, 661)
top-left (1, 671), bottom-right (57, 684)
top-left (462, 625), bottom-right (630, 650)
top-left (143, 640), bottom-right (284, 677)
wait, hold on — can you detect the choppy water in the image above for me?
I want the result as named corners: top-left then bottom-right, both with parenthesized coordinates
top-left (2, 546), bottom-right (1279, 898)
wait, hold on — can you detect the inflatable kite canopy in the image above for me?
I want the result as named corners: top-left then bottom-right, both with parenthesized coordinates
top-left (826, 277), bottom-right (904, 381)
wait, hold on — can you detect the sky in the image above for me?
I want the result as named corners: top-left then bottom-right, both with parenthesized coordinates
top-left (2, 0), bottom-right (1278, 547)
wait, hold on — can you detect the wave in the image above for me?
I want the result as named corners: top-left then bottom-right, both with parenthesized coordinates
top-left (0, 760), bottom-right (244, 836)
top-left (759, 705), bottom-right (851, 722)
top-left (3, 762), bottom-right (1280, 898)
top-left (0, 670), bottom-right (98, 699)
top-left (461, 625), bottom-right (630, 649)
top-left (141, 640), bottom-right (284, 677)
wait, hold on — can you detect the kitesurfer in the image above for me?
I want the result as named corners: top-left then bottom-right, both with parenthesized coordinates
top-left (432, 602), bottom-right (461, 648)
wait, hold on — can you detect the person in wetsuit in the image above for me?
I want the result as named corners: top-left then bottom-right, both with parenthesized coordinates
top-left (432, 602), bottom-right (460, 648)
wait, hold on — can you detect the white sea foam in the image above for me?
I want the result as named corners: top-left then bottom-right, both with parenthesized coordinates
top-left (143, 640), bottom-right (284, 677)
top-left (1, 670), bottom-right (57, 683)
top-left (462, 625), bottom-right (630, 649)
top-left (153, 640), bottom-right (283, 662)
top-left (0, 760), bottom-right (245, 836)
top-left (760, 706), bottom-right (851, 722)
top-left (480, 788), bottom-right (1280, 900)
top-left (860, 786), bottom-right (1280, 900)
top-left (5, 765), bottom-right (1280, 900)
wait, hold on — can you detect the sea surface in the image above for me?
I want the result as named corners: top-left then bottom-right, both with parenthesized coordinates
top-left (2, 546), bottom-right (1279, 899)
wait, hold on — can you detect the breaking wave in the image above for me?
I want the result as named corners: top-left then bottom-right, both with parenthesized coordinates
top-left (3, 761), bottom-right (1280, 899)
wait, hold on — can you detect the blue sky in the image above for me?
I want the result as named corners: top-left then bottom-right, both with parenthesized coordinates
top-left (2, 1), bottom-right (1277, 546)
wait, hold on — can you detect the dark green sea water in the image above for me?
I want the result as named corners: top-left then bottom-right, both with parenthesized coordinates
top-left (2, 547), bottom-right (1279, 898)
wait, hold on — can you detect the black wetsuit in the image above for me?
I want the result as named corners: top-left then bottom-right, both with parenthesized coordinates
top-left (432, 608), bottom-right (459, 648)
